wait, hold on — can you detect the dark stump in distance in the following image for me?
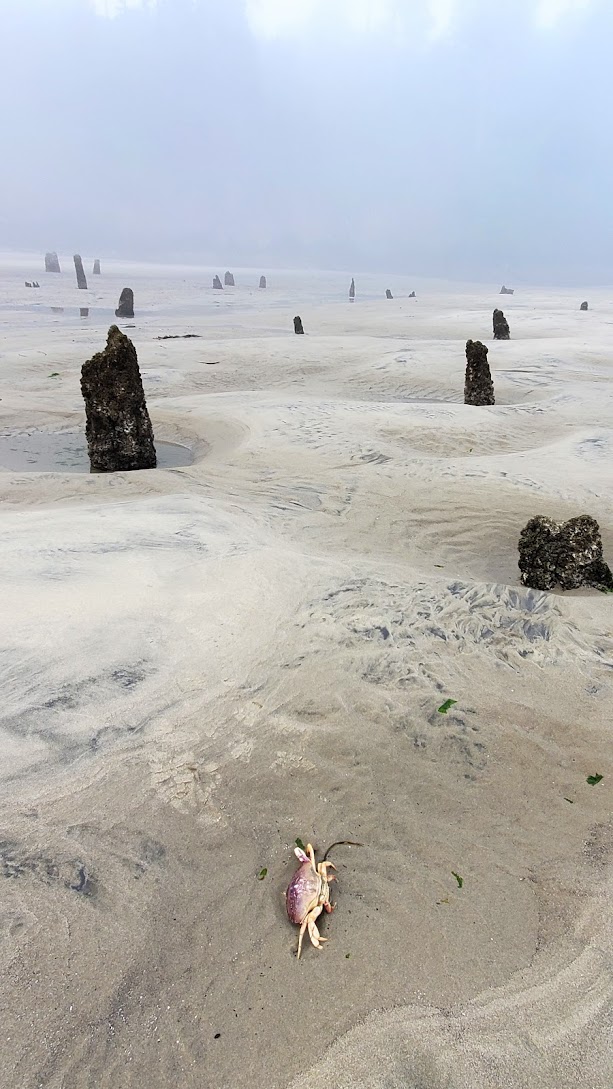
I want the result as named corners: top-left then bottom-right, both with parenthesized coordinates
top-left (580, 301), bottom-right (588, 311)
top-left (80, 308), bottom-right (89, 318)
top-left (80, 325), bottom-right (156, 472)
top-left (224, 271), bottom-right (235, 286)
top-left (464, 339), bottom-right (495, 406)
top-left (74, 254), bottom-right (88, 290)
top-left (386, 289), bottom-right (393, 299)
top-left (294, 316), bottom-right (304, 334)
top-left (93, 259), bottom-right (101, 275)
top-left (213, 275), bottom-right (223, 290)
top-left (500, 285), bottom-right (514, 295)
top-left (493, 308), bottom-right (510, 340)
top-left (409, 291), bottom-right (416, 298)
top-left (115, 287), bottom-right (134, 318)
top-left (349, 278), bottom-right (355, 299)
top-left (518, 515), bottom-right (613, 592)
top-left (259, 276), bottom-right (267, 289)
top-left (45, 251), bottom-right (61, 273)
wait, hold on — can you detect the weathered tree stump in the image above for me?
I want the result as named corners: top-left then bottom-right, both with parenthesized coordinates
top-left (115, 287), bottom-right (134, 318)
top-left (518, 515), bottom-right (613, 592)
top-left (493, 308), bottom-right (510, 340)
top-left (464, 339), bottom-right (495, 406)
top-left (74, 254), bottom-right (88, 290)
top-left (80, 326), bottom-right (156, 472)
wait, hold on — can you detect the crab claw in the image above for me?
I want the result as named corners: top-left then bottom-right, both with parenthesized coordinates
top-left (294, 847), bottom-right (310, 864)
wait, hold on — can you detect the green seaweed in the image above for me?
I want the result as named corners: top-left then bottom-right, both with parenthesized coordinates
top-left (295, 837), bottom-right (306, 851)
top-left (257, 868), bottom-right (267, 880)
top-left (438, 699), bottom-right (457, 714)
top-left (452, 871), bottom-right (463, 888)
top-left (586, 774), bottom-right (603, 786)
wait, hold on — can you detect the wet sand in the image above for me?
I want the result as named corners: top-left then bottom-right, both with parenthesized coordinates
top-left (0, 256), bottom-right (611, 1088)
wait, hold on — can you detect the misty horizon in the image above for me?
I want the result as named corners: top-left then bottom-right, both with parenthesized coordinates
top-left (2, 0), bottom-right (612, 285)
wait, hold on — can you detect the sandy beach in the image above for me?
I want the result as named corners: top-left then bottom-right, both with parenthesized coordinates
top-left (0, 255), bottom-right (611, 1089)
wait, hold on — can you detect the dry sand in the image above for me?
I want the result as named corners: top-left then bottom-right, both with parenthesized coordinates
top-left (0, 256), bottom-right (611, 1088)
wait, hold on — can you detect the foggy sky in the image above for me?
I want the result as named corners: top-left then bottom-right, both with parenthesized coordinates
top-left (2, 0), bottom-right (612, 283)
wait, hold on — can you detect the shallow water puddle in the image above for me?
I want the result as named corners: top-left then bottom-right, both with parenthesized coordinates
top-left (0, 429), bottom-right (193, 473)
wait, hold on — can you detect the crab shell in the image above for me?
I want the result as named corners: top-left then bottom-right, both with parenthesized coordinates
top-left (286, 854), bottom-right (323, 924)
top-left (285, 845), bottom-right (336, 957)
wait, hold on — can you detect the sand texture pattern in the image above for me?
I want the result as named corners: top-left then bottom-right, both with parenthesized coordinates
top-left (0, 258), bottom-right (611, 1089)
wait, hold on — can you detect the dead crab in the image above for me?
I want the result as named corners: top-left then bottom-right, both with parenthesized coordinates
top-left (285, 843), bottom-right (336, 958)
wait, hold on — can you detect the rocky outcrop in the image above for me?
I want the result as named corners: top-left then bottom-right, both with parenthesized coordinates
top-left (213, 275), bottom-right (223, 290)
top-left (80, 308), bottom-right (89, 318)
top-left (518, 515), bottom-right (613, 592)
top-left (115, 287), bottom-right (134, 319)
top-left (580, 301), bottom-right (588, 311)
top-left (349, 278), bottom-right (355, 299)
top-left (294, 316), bottom-right (304, 335)
top-left (93, 259), bottom-right (101, 275)
top-left (45, 252), bottom-right (61, 273)
top-left (464, 339), bottom-right (495, 406)
top-left (500, 285), bottom-right (514, 295)
top-left (493, 308), bottom-right (510, 340)
top-left (224, 271), bottom-right (235, 286)
top-left (259, 276), bottom-right (267, 289)
top-left (80, 326), bottom-right (156, 472)
top-left (74, 254), bottom-right (88, 290)
top-left (409, 291), bottom-right (416, 298)
top-left (386, 289), bottom-right (393, 299)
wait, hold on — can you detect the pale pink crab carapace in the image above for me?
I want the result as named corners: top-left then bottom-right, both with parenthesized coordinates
top-left (285, 843), bottom-right (336, 958)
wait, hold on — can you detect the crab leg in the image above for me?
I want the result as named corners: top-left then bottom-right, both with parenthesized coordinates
top-left (306, 904), bottom-right (326, 950)
top-left (296, 915), bottom-right (310, 960)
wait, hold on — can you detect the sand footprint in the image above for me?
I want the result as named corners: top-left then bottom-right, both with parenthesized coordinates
top-left (149, 745), bottom-right (225, 826)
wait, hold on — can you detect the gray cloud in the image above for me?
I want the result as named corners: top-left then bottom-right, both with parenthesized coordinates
top-left (2, 0), bottom-right (611, 282)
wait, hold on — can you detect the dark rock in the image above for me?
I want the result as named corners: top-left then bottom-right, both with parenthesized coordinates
top-left (80, 325), bottom-right (156, 472)
top-left (259, 276), bottom-right (267, 289)
top-left (349, 278), bottom-right (355, 299)
top-left (33, 282), bottom-right (39, 288)
top-left (213, 275), bottom-right (223, 290)
top-left (518, 515), bottom-right (613, 592)
top-left (500, 285), bottom-right (514, 295)
top-left (294, 316), bottom-right (304, 335)
top-left (25, 282), bottom-right (32, 288)
top-left (93, 259), bottom-right (101, 275)
top-left (580, 301), bottom-right (588, 311)
top-left (386, 289), bottom-right (393, 299)
top-left (80, 308), bottom-right (89, 318)
top-left (73, 254), bottom-right (88, 290)
top-left (493, 308), bottom-right (510, 340)
top-left (464, 339), bottom-right (495, 406)
top-left (45, 252), bottom-right (61, 273)
top-left (224, 271), bottom-right (235, 286)
top-left (115, 287), bottom-right (134, 319)
top-left (409, 291), bottom-right (416, 298)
